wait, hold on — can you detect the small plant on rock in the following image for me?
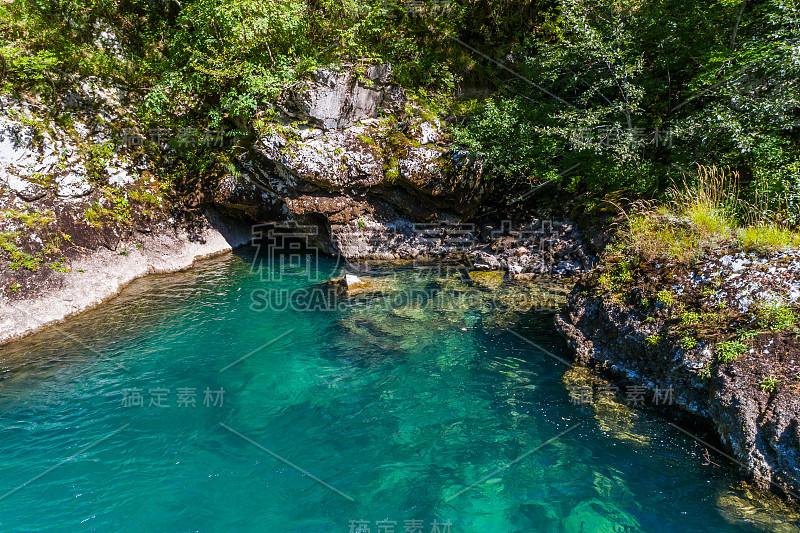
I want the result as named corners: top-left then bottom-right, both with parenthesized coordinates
top-left (656, 290), bottom-right (675, 307)
top-left (716, 340), bottom-right (746, 363)
top-left (680, 311), bottom-right (701, 326)
top-left (759, 376), bottom-right (780, 393)
top-left (737, 330), bottom-right (759, 341)
top-left (679, 336), bottom-right (698, 349)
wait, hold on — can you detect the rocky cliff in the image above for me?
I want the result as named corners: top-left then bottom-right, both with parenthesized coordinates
top-left (216, 65), bottom-right (488, 257)
top-left (0, 64), bottom-right (591, 343)
top-left (556, 245), bottom-right (800, 500)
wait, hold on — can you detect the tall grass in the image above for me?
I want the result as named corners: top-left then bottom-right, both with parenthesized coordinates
top-left (622, 165), bottom-right (800, 261)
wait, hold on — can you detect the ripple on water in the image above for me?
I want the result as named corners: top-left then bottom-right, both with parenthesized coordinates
top-left (0, 250), bottom-right (795, 531)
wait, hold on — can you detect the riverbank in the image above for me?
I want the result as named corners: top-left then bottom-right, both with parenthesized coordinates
top-left (0, 209), bottom-right (252, 345)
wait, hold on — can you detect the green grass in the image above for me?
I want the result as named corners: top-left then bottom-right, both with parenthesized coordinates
top-left (621, 166), bottom-right (800, 262)
top-left (754, 300), bottom-right (799, 332)
top-left (737, 225), bottom-right (800, 254)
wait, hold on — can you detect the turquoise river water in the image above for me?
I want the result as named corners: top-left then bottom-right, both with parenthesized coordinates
top-left (0, 248), bottom-right (797, 532)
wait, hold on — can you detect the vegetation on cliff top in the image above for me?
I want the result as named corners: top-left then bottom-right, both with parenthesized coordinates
top-left (591, 166), bottom-right (800, 395)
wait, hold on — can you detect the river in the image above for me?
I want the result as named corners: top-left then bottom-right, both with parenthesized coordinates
top-left (0, 248), bottom-right (794, 531)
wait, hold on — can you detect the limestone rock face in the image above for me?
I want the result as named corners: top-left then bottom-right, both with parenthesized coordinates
top-left (282, 65), bottom-right (405, 130)
top-left (218, 65), bottom-right (488, 257)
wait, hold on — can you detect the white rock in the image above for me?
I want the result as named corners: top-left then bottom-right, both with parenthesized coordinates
top-left (108, 167), bottom-right (133, 187)
top-left (55, 173), bottom-right (92, 197)
top-left (344, 274), bottom-right (362, 288)
top-left (418, 122), bottom-right (439, 145)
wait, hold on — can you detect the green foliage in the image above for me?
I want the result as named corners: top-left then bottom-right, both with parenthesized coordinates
top-left (2, 0), bottom-right (799, 238)
top-left (655, 290), bottom-right (674, 307)
top-left (759, 376), bottom-right (780, 393)
top-left (716, 340), bottom-right (747, 363)
top-left (447, 0), bottom-right (800, 218)
top-left (452, 98), bottom-right (562, 186)
top-left (754, 300), bottom-right (799, 332)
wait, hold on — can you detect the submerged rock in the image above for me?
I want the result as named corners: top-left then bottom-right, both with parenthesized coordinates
top-left (562, 367), bottom-right (651, 447)
top-left (468, 270), bottom-right (504, 289)
top-left (562, 499), bottom-right (641, 533)
top-left (717, 486), bottom-right (800, 532)
top-left (326, 273), bottom-right (388, 297)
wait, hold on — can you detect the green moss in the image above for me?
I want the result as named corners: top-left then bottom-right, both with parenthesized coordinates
top-left (357, 133), bottom-right (377, 147)
top-left (385, 157), bottom-right (400, 183)
top-left (1, 208), bottom-right (55, 229)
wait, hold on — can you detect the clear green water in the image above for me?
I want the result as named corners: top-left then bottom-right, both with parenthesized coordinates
top-left (0, 249), bottom-right (795, 532)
